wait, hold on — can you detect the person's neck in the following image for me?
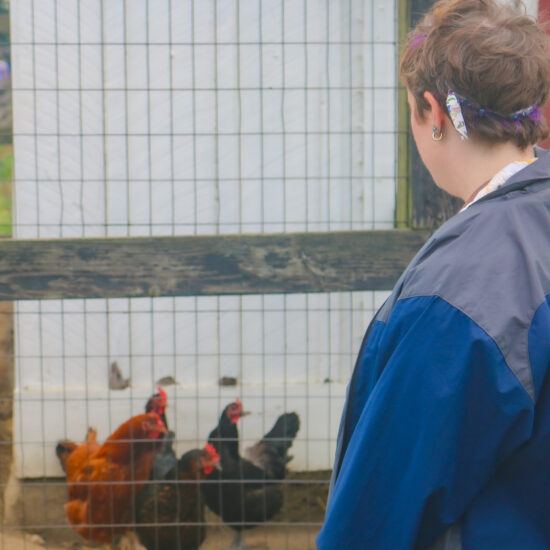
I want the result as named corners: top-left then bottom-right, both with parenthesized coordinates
top-left (448, 140), bottom-right (534, 202)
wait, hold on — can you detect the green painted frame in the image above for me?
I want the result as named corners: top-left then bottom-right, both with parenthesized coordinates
top-left (396, 0), bottom-right (462, 230)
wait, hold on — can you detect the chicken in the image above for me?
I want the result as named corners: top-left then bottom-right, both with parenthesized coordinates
top-left (145, 386), bottom-right (178, 480)
top-left (64, 412), bottom-right (167, 544)
top-left (201, 400), bottom-right (300, 550)
top-left (56, 388), bottom-right (171, 479)
top-left (135, 443), bottom-right (221, 550)
top-left (56, 440), bottom-right (77, 473)
top-left (145, 386), bottom-right (168, 428)
top-left (244, 412), bottom-right (300, 480)
top-left (56, 426), bottom-right (100, 474)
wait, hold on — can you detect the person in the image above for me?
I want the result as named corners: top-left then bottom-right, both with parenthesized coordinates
top-left (316, 1), bottom-right (550, 548)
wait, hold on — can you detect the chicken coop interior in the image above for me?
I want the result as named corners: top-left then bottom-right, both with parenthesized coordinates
top-left (0, 0), bottom-right (538, 548)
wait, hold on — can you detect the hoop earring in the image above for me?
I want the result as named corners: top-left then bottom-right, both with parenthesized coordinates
top-left (432, 126), bottom-right (443, 141)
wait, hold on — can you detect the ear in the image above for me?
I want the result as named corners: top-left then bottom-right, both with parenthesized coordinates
top-left (423, 91), bottom-right (446, 131)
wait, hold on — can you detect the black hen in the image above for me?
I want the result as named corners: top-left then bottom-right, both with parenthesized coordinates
top-left (136, 444), bottom-right (220, 550)
top-left (202, 399), bottom-right (300, 550)
top-left (145, 387), bottom-right (178, 479)
top-left (145, 387), bottom-right (168, 428)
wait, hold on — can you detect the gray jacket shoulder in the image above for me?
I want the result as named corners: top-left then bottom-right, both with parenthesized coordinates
top-left (380, 177), bottom-right (550, 401)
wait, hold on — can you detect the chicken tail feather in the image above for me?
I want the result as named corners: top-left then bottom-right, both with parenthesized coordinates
top-left (244, 412), bottom-right (300, 479)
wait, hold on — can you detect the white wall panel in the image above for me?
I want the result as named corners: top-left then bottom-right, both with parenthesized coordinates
top-left (11, 0), bottom-right (396, 477)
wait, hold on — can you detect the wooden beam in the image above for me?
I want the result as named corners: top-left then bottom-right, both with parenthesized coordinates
top-left (0, 230), bottom-right (430, 300)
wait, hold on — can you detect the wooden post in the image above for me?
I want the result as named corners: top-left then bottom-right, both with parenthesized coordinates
top-left (396, 0), bottom-right (412, 228)
top-left (0, 4), bottom-right (12, 518)
top-left (407, 0), bottom-right (463, 229)
top-left (0, 301), bottom-right (13, 519)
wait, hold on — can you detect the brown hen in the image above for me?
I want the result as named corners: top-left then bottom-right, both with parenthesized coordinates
top-left (64, 412), bottom-right (167, 544)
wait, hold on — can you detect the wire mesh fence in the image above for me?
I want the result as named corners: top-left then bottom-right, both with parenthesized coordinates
top-left (2, 0), bottom-right (397, 548)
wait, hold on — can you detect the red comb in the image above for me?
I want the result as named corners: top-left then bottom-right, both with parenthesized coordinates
top-left (204, 443), bottom-right (219, 460)
top-left (235, 397), bottom-right (242, 408)
top-left (157, 386), bottom-right (167, 399)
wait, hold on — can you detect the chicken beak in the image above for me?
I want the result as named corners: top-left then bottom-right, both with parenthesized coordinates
top-left (240, 411), bottom-right (251, 417)
top-left (213, 461), bottom-right (222, 471)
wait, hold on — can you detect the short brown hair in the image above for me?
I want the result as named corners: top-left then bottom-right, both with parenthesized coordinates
top-left (400, 0), bottom-right (550, 147)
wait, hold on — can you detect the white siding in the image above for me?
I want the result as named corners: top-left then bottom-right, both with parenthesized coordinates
top-left (10, 0), bottom-right (396, 477)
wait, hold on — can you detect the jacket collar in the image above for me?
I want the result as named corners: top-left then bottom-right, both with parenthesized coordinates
top-left (473, 146), bottom-right (550, 205)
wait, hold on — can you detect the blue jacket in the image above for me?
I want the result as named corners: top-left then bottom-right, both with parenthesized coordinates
top-left (317, 152), bottom-right (550, 550)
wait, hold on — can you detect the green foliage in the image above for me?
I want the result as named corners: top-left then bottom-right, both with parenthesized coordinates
top-left (0, 148), bottom-right (12, 179)
top-left (0, 145), bottom-right (12, 236)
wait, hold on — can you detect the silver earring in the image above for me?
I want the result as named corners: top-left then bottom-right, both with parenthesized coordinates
top-left (432, 126), bottom-right (443, 141)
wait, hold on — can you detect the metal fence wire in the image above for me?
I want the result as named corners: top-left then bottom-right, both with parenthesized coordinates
top-left (1, 1), bottom-right (397, 549)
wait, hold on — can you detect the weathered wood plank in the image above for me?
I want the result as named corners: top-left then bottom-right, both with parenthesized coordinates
top-left (0, 230), bottom-right (430, 300)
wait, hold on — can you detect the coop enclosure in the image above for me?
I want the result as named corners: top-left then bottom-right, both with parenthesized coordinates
top-left (10, 0), bottom-right (399, 476)
top-left (0, 0), bottom-right (478, 547)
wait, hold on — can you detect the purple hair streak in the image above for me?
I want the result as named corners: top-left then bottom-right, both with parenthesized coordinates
top-left (411, 33), bottom-right (427, 50)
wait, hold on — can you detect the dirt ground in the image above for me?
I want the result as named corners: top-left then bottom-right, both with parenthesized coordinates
top-left (1, 522), bottom-right (321, 550)
top-left (0, 470), bottom-right (328, 550)
top-left (1, 526), bottom-right (321, 550)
